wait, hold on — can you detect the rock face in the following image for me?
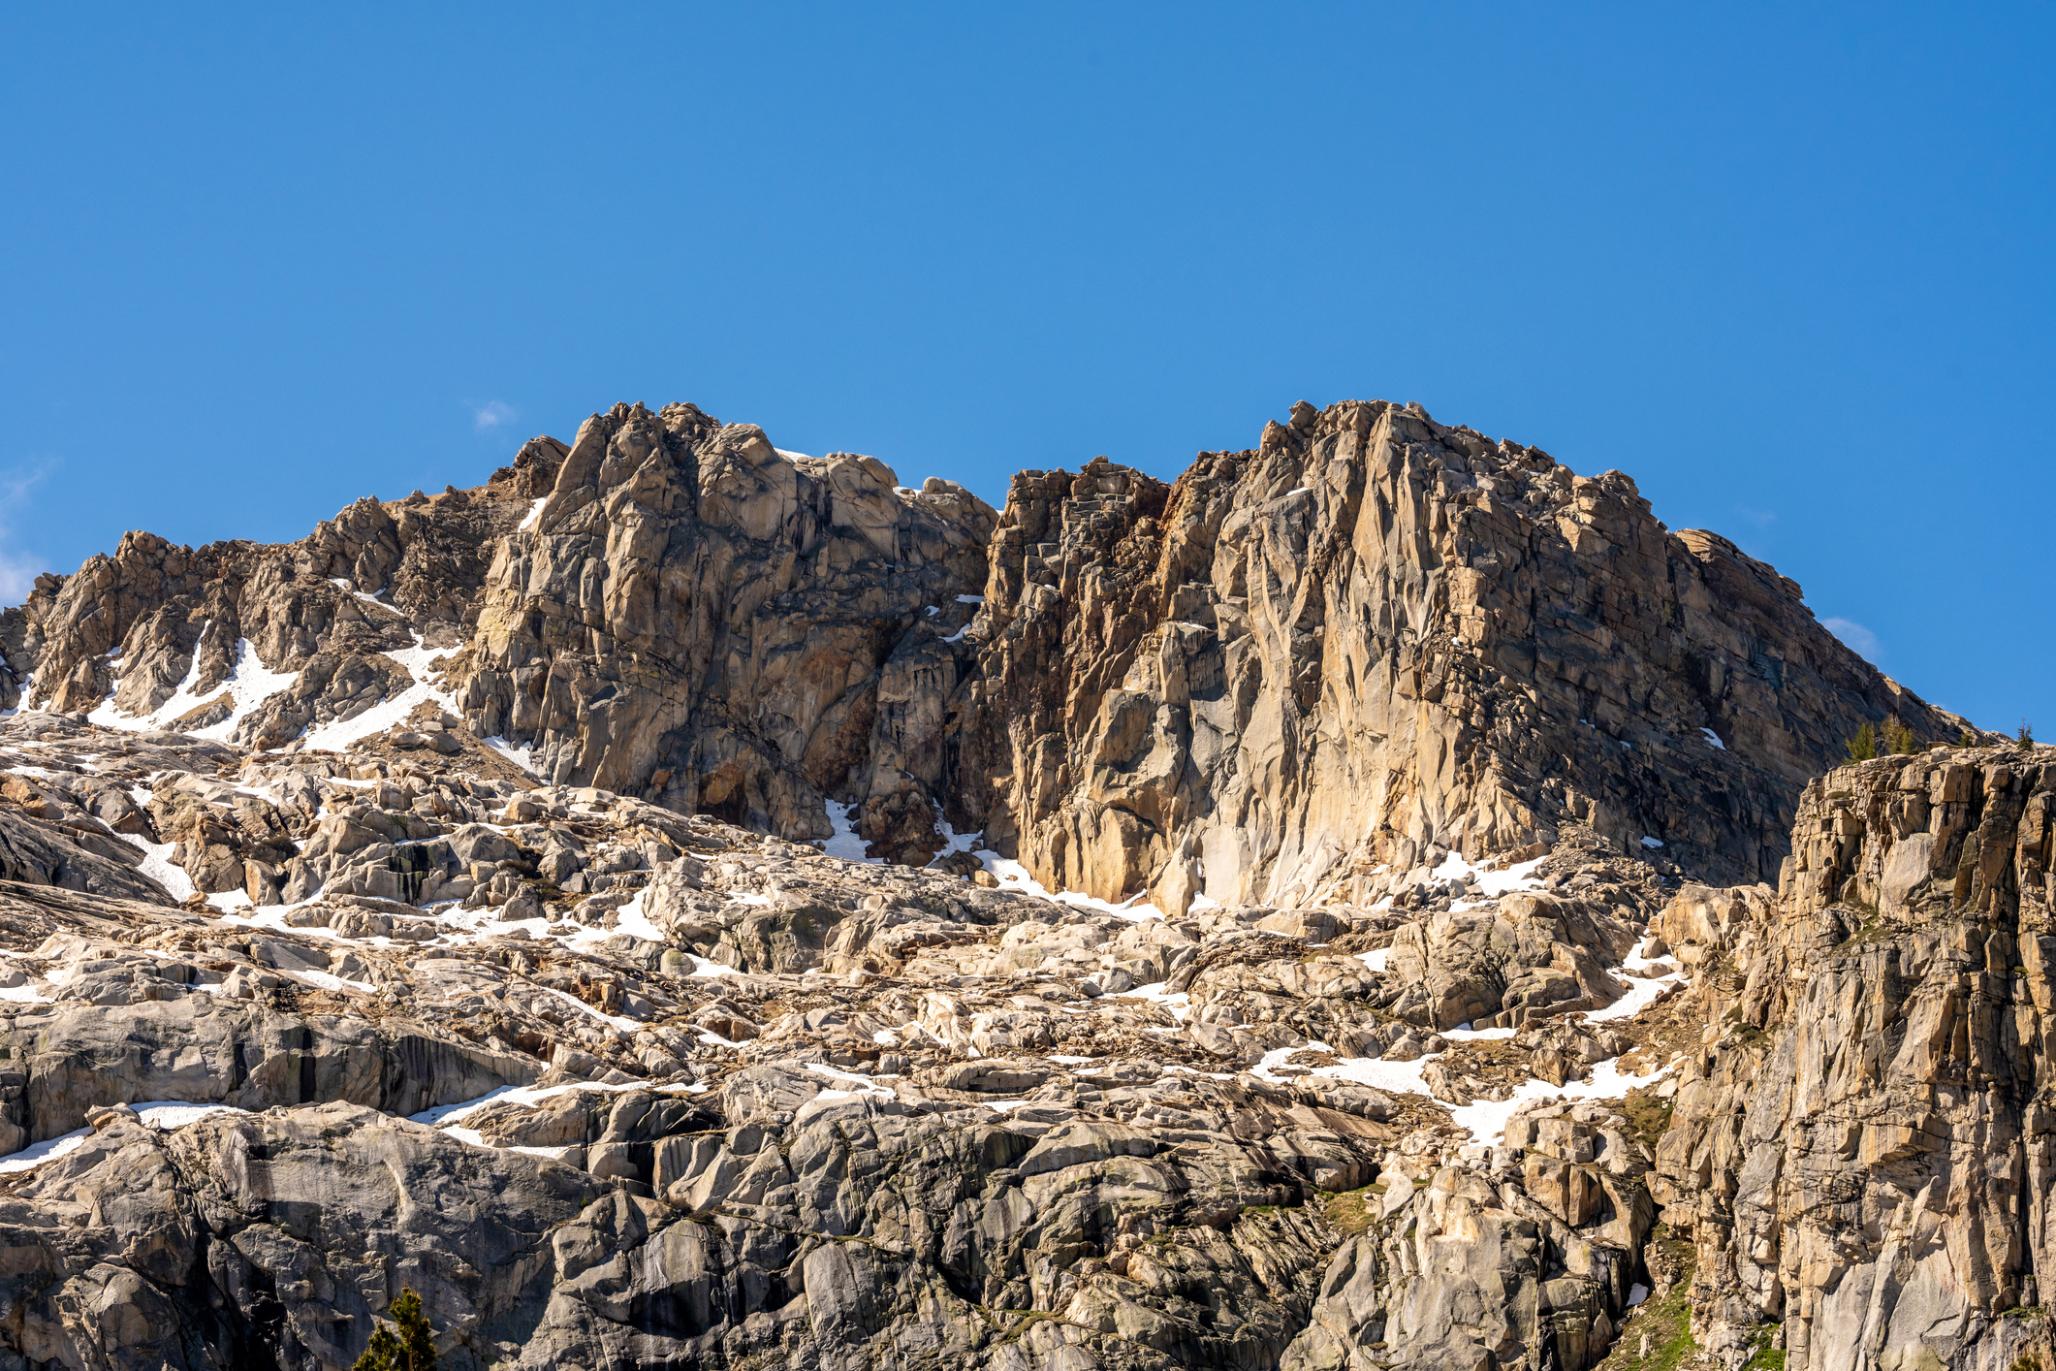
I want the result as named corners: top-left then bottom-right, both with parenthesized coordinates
top-left (4, 398), bottom-right (1950, 916)
top-left (955, 400), bottom-right (1953, 912)
top-left (463, 402), bottom-right (994, 861)
top-left (0, 396), bottom-right (2024, 1371)
top-left (1655, 744), bottom-right (2056, 1371)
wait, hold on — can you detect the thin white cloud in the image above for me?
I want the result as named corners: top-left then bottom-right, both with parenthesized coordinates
top-left (1822, 616), bottom-right (1882, 664)
top-left (0, 463), bottom-right (52, 606)
top-left (473, 400), bottom-right (517, 432)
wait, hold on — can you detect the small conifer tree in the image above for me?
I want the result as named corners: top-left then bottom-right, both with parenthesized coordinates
top-left (1881, 717), bottom-right (1916, 755)
top-left (1845, 722), bottom-right (1880, 762)
top-left (351, 1288), bottom-right (436, 1371)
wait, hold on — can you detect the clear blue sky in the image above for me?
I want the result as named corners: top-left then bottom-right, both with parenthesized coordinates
top-left (4, 4), bottom-right (2050, 730)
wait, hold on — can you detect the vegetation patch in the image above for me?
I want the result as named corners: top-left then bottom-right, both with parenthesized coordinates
top-left (1594, 1232), bottom-right (1697, 1371)
top-left (1321, 1183), bottom-right (1386, 1237)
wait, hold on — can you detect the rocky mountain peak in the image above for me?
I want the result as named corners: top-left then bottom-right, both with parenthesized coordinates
top-left (958, 398), bottom-right (1957, 915)
top-left (0, 397), bottom-right (2015, 1370)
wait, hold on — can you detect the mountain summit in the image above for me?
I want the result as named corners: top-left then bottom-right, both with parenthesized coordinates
top-left (0, 401), bottom-right (2019, 1371)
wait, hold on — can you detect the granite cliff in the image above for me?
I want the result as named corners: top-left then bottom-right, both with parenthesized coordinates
top-left (0, 398), bottom-right (2020, 1371)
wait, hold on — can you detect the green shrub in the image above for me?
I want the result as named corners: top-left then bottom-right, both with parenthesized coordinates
top-left (1882, 717), bottom-right (1916, 755)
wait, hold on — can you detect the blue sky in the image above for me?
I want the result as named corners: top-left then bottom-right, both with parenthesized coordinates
top-left (3, 4), bottom-right (2051, 730)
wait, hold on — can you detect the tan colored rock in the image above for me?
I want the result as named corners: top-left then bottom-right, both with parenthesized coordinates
top-left (955, 401), bottom-right (1960, 912)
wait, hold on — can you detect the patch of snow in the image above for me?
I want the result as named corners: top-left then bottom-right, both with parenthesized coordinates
top-left (540, 986), bottom-right (643, 1034)
top-left (1639, 835), bottom-right (1665, 850)
top-left (796, 1063), bottom-right (897, 1122)
top-left (517, 496), bottom-right (549, 532)
top-left (1355, 947), bottom-right (1391, 973)
top-left (87, 631), bottom-right (297, 741)
top-left (1309, 1049), bottom-right (1438, 1097)
top-left (483, 735), bottom-right (537, 773)
top-left (929, 819), bottom-right (981, 864)
top-left (282, 967), bottom-right (375, 994)
top-left (954, 594), bottom-right (983, 605)
top-left (1583, 936), bottom-right (1685, 1024)
top-left (1117, 981), bottom-right (1192, 1022)
top-left (1627, 1282), bottom-right (1650, 1308)
top-left (131, 1101), bottom-right (248, 1130)
top-left (820, 800), bottom-right (883, 864)
top-left (298, 633), bottom-right (460, 752)
top-left (0, 1129), bottom-right (88, 1174)
top-left (331, 579), bottom-right (404, 616)
top-left (1430, 851), bottom-right (1547, 897)
top-left (971, 849), bottom-right (1165, 922)
top-left (1446, 1056), bottom-right (1671, 1146)
top-left (409, 1078), bottom-right (697, 1137)
top-left (1700, 727), bottom-right (1726, 751)
top-left (1442, 1023), bottom-right (1517, 1043)
top-left (0, 982), bottom-right (48, 1004)
top-left (117, 833), bottom-right (197, 903)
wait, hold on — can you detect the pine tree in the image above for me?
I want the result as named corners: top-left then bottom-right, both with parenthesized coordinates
top-left (352, 1288), bottom-right (437, 1371)
top-left (1881, 717), bottom-right (1916, 755)
top-left (1845, 722), bottom-right (1880, 762)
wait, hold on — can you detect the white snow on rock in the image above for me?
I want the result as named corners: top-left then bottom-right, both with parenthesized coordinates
top-left (820, 800), bottom-right (883, 864)
top-left (87, 633), bottom-right (297, 742)
top-left (1445, 1056), bottom-right (1670, 1146)
top-left (970, 848), bottom-right (1164, 922)
top-left (131, 1101), bottom-right (248, 1130)
top-left (1430, 851), bottom-right (1548, 897)
top-left (329, 579), bottom-right (405, 616)
top-left (299, 633), bottom-right (460, 752)
top-left (0, 1101), bottom-right (249, 1176)
top-left (1582, 936), bottom-right (1685, 1024)
top-left (1640, 835), bottom-right (1665, 850)
top-left (281, 967), bottom-right (376, 995)
top-left (1355, 947), bottom-right (1391, 973)
top-left (483, 735), bottom-right (538, 773)
top-left (1116, 981), bottom-right (1192, 1022)
top-left (1249, 924), bottom-right (1688, 1146)
top-left (117, 833), bottom-right (197, 903)
top-left (796, 1063), bottom-right (897, 1122)
top-left (0, 1129), bottom-right (87, 1174)
top-left (1442, 1023), bottom-right (1517, 1042)
top-left (517, 497), bottom-right (549, 532)
top-left (1700, 727), bottom-right (1727, 751)
top-left (539, 986), bottom-right (643, 1034)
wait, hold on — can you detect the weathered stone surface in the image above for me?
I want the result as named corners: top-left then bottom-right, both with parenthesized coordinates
top-left (0, 397), bottom-right (2025, 1371)
top-left (1655, 745), bottom-right (2056, 1371)
top-left (955, 401), bottom-right (1956, 912)
top-left (462, 404), bottom-right (994, 860)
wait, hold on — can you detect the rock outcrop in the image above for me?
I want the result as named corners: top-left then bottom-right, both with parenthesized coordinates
top-left (0, 396), bottom-right (2023, 1370)
top-left (1655, 743), bottom-right (2056, 1370)
top-left (462, 402), bottom-right (994, 859)
top-left (955, 400), bottom-right (1956, 913)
